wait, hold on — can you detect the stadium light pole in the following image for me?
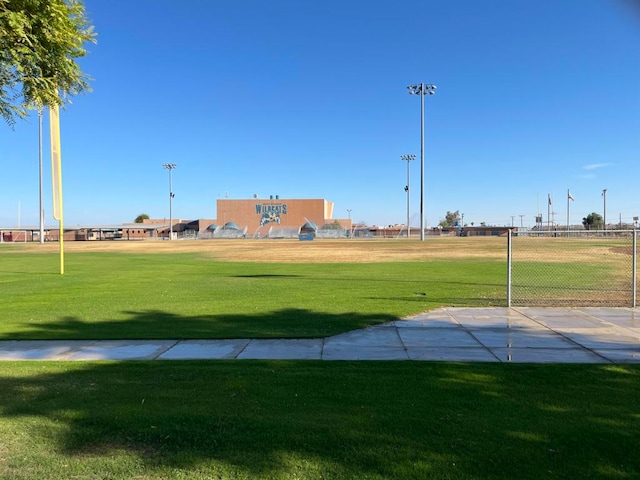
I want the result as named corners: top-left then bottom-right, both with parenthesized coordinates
top-left (38, 108), bottom-right (44, 243)
top-left (400, 154), bottom-right (416, 238)
top-left (163, 163), bottom-right (177, 240)
top-left (407, 83), bottom-right (437, 241)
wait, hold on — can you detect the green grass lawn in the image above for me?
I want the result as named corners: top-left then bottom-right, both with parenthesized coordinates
top-left (2, 244), bottom-right (637, 479)
top-left (510, 235), bottom-right (636, 306)
top-left (0, 252), bottom-right (505, 340)
top-left (511, 261), bottom-right (632, 306)
top-left (0, 361), bottom-right (638, 480)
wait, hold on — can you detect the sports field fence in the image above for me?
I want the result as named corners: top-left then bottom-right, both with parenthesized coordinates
top-left (507, 229), bottom-right (637, 307)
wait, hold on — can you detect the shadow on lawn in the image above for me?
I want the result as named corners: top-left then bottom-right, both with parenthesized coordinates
top-left (0, 308), bottom-right (400, 340)
top-left (0, 362), bottom-right (638, 478)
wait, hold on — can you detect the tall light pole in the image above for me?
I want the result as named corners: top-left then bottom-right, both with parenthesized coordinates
top-left (39, 108), bottom-right (44, 243)
top-left (346, 209), bottom-right (352, 238)
top-left (163, 163), bottom-right (177, 239)
top-left (407, 83), bottom-right (437, 241)
top-left (400, 154), bottom-right (415, 238)
top-left (602, 188), bottom-right (607, 230)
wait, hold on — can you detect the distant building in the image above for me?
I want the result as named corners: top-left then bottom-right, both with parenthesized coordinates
top-left (0, 196), bottom-right (353, 241)
top-left (213, 197), bottom-right (351, 237)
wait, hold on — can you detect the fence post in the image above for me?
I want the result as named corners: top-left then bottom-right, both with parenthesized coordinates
top-left (633, 229), bottom-right (637, 308)
top-left (507, 229), bottom-right (512, 307)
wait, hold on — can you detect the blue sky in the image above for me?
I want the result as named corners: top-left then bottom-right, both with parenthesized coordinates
top-left (2, 0), bottom-right (640, 228)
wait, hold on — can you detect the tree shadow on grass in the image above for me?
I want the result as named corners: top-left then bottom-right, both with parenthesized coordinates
top-left (0, 362), bottom-right (638, 479)
top-left (372, 295), bottom-right (505, 306)
top-left (0, 308), bottom-right (400, 341)
top-left (233, 274), bottom-right (302, 278)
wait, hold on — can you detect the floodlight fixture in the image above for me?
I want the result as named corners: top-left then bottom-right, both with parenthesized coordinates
top-left (407, 84), bottom-right (437, 96)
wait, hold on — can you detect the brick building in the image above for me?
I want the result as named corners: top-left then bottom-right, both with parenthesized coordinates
top-left (214, 197), bottom-right (350, 237)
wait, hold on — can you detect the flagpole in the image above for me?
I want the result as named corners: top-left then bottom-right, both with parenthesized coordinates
top-left (547, 194), bottom-right (551, 231)
top-left (567, 189), bottom-right (570, 232)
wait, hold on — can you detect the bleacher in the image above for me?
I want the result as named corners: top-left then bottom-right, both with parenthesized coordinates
top-left (214, 226), bottom-right (247, 238)
top-left (316, 228), bottom-right (349, 239)
top-left (267, 227), bottom-right (300, 239)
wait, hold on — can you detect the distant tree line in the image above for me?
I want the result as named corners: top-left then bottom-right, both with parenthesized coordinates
top-left (582, 212), bottom-right (603, 230)
top-left (438, 210), bottom-right (619, 230)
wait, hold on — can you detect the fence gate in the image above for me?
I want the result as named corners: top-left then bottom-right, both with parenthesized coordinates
top-left (507, 230), bottom-right (638, 307)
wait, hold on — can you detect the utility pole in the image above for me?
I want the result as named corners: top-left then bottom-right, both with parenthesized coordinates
top-left (39, 109), bottom-right (44, 243)
top-left (162, 163), bottom-right (177, 239)
top-left (602, 188), bottom-right (607, 230)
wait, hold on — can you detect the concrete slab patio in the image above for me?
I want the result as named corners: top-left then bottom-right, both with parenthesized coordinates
top-left (1, 307), bottom-right (639, 363)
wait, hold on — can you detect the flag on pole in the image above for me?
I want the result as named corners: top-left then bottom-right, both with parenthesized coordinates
top-left (567, 189), bottom-right (573, 231)
top-left (49, 104), bottom-right (65, 275)
top-left (548, 194), bottom-right (552, 206)
top-left (50, 105), bottom-right (63, 221)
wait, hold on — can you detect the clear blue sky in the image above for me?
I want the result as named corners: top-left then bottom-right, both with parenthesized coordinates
top-left (2, 0), bottom-right (640, 228)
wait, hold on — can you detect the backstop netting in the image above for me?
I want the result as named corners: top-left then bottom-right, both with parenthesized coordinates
top-left (508, 230), bottom-right (637, 307)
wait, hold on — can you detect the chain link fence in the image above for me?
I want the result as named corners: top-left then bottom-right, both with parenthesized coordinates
top-left (508, 230), bottom-right (638, 307)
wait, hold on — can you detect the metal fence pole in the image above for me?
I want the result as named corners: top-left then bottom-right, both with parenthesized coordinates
top-left (633, 229), bottom-right (637, 308)
top-left (507, 229), bottom-right (512, 307)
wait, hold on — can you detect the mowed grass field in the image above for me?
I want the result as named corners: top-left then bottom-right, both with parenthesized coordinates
top-left (1, 361), bottom-right (638, 480)
top-left (0, 238), bottom-right (507, 340)
top-left (1, 237), bottom-right (638, 480)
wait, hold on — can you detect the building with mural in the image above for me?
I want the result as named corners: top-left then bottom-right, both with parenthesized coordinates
top-left (0, 197), bottom-right (355, 242)
top-left (214, 197), bottom-right (350, 237)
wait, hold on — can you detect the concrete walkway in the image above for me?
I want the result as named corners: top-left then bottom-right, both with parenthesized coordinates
top-left (1, 307), bottom-right (639, 363)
